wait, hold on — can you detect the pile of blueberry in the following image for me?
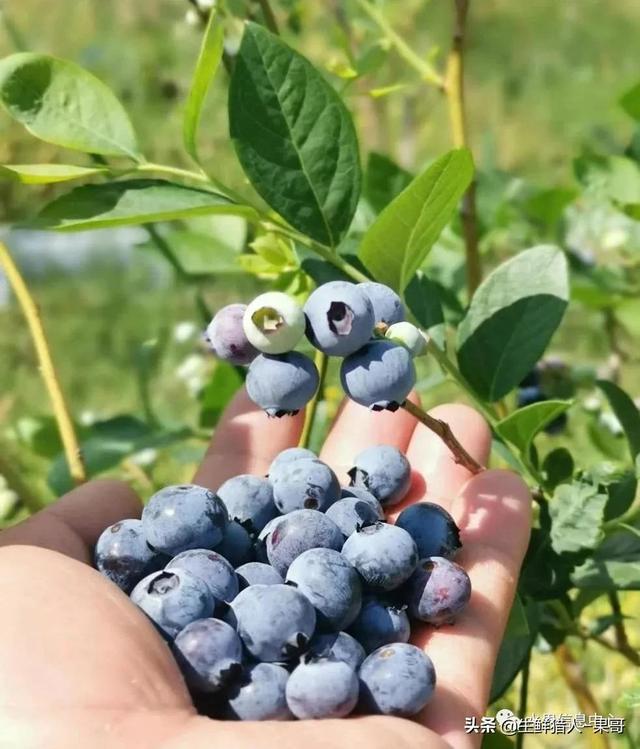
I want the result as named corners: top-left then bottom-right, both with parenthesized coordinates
top-left (94, 445), bottom-right (471, 720)
top-left (205, 280), bottom-right (427, 415)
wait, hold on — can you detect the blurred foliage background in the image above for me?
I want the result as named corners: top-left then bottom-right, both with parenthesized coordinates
top-left (0, 1), bottom-right (638, 747)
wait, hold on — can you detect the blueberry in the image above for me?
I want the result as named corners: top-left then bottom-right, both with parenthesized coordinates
top-left (130, 570), bottom-right (215, 640)
top-left (141, 484), bottom-right (228, 556)
top-left (205, 304), bottom-right (258, 365)
top-left (228, 584), bottom-right (316, 662)
top-left (517, 385), bottom-right (546, 408)
top-left (94, 518), bottom-right (165, 593)
top-left (308, 631), bottom-right (366, 670)
top-left (340, 486), bottom-right (385, 519)
top-left (348, 445), bottom-right (411, 507)
top-left (267, 447), bottom-right (317, 479)
top-left (271, 458), bottom-right (340, 513)
top-left (217, 474), bottom-right (277, 534)
top-left (286, 659), bottom-right (359, 719)
top-left (243, 292), bottom-right (305, 355)
top-left (166, 549), bottom-right (238, 605)
top-left (348, 596), bottom-right (410, 653)
top-left (395, 503), bottom-right (462, 560)
top-left (340, 341), bottom-right (416, 411)
top-left (236, 562), bottom-right (284, 588)
top-left (286, 548), bottom-right (362, 631)
top-left (227, 663), bottom-right (292, 721)
top-left (304, 281), bottom-right (375, 357)
top-left (519, 368), bottom-right (540, 389)
top-left (358, 643), bottom-right (436, 716)
top-left (254, 515), bottom-right (283, 563)
top-left (246, 352), bottom-right (319, 417)
top-left (385, 322), bottom-right (427, 357)
top-left (358, 282), bottom-right (404, 325)
top-left (214, 520), bottom-right (254, 568)
top-left (341, 522), bottom-right (418, 591)
top-left (325, 498), bottom-right (381, 539)
top-left (405, 556), bottom-right (471, 625)
top-left (266, 509), bottom-right (343, 577)
top-left (173, 618), bottom-right (243, 693)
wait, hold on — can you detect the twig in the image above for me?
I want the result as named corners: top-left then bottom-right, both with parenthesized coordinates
top-left (607, 591), bottom-right (639, 665)
top-left (0, 242), bottom-right (86, 486)
top-left (254, 0), bottom-right (279, 34)
top-left (444, 0), bottom-right (481, 297)
top-left (584, 631), bottom-right (640, 667)
top-left (402, 399), bottom-right (483, 474)
top-left (516, 648), bottom-right (531, 749)
top-left (554, 644), bottom-right (610, 749)
top-left (298, 350), bottom-right (328, 449)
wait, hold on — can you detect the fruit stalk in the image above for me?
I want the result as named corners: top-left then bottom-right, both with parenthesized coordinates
top-left (401, 399), bottom-right (483, 474)
top-left (298, 350), bottom-right (328, 450)
top-left (0, 241), bottom-right (86, 486)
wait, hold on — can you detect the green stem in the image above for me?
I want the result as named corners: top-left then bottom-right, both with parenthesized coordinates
top-left (607, 591), bottom-right (639, 665)
top-left (353, 0), bottom-right (445, 88)
top-left (298, 351), bottom-right (328, 449)
top-left (144, 224), bottom-right (187, 280)
top-left (515, 648), bottom-right (531, 749)
top-left (254, 0), bottom-right (279, 34)
top-left (135, 162), bottom-right (249, 204)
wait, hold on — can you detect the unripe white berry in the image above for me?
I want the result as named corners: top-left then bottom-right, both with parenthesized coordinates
top-left (243, 292), bottom-right (305, 354)
top-left (385, 322), bottom-right (428, 357)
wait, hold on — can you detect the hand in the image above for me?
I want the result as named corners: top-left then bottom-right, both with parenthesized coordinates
top-left (0, 391), bottom-right (531, 749)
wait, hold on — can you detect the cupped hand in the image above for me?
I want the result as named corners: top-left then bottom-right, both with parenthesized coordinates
top-left (0, 391), bottom-right (531, 749)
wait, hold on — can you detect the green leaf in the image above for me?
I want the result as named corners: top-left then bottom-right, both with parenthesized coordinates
top-left (620, 81), bottom-right (640, 121)
top-left (199, 362), bottom-right (245, 428)
top-left (359, 149), bottom-right (473, 291)
top-left (404, 272), bottom-right (446, 348)
top-left (363, 151), bottom-right (413, 214)
top-left (0, 163), bottom-right (107, 184)
top-left (596, 380), bottom-right (640, 461)
top-left (549, 482), bottom-right (607, 554)
top-left (619, 677), bottom-right (640, 709)
top-left (456, 245), bottom-right (569, 401)
top-left (33, 179), bottom-right (252, 231)
top-left (542, 447), bottom-right (574, 490)
top-left (183, 8), bottom-right (225, 165)
top-left (496, 400), bottom-right (572, 454)
top-left (572, 526), bottom-right (640, 590)
top-left (520, 528), bottom-right (579, 599)
top-left (229, 22), bottom-right (361, 246)
top-left (604, 472), bottom-right (637, 521)
top-left (0, 52), bottom-right (140, 159)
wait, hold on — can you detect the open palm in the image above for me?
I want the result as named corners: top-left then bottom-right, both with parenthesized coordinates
top-left (0, 390), bottom-right (531, 749)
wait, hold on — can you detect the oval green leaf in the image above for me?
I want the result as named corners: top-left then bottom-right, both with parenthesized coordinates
top-left (229, 22), bottom-right (361, 246)
top-left (0, 53), bottom-right (140, 159)
top-left (0, 163), bottom-right (107, 184)
top-left (496, 400), bottom-right (572, 454)
top-left (596, 379), bottom-right (640, 461)
top-left (33, 179), bottom-right (253, 231)
top-left (358, 149), bottom-right (473, 291)
top-left (183, 8), bottom-right (225, 165)
top-left (456, 245), bottom-right (569, 401)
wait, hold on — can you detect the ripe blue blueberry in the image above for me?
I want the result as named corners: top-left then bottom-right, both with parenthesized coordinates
top-left (358, 282), bottom-right (405, 325)
top-left (358, 643), bottom-right (436, 716)
top-left (325, 497), bottom-right (381, 539)
top-left (308, 631), bottom-right (366, 670)
top-left (243, 291), bottom-right (306, 355)
top-left (94, 518), bottom-right (165, 593)
top-left (216, 474), bottom-right (277, 534)
top-left (236, 561), bottom-right (284, 588)
top-left (517, 385), bottom-right (546, 408)
top-left (205, 304), bottom-right (258, 365)
top-left (228, 584), bottom-right (316, 662)
top-left (340, 340), bottom-right (416, 411)
top-left (405, 556), bottom-right (471, 626)
top-left (130, 570), bottom-right (215, 640)
top-left (173, 618), bottom-right (243, 693)
top-left (271, 458), bottom-right (340, 513)
top-left (304, 281), bottom-right (375, 357)
top-left (348, 445), bottom-right (411, 507)
top-left (266, 509), bottom-right (343, 577)
top-left (348, 596), bottom-right (410, 653)
top-left (285, 659), bottom-right (359, 719)
top-left (226, 663), bottom-right (292, 721)
top-left (214, 520), bottom-right (254, 568)
top-left (246, 352), bottom-right (319, 417)
top-left (340, 486), bottom-right (385, 519)
top-left (166, 549), bottom-right (238, 605)
top-left (341, 521), bottom-right (418, 591)
top-left (254, 515), bottom-right (283, 563)
top-left (395, 502), bottom-right (462, 560)
top-left (267, 447), bottom-right (316, 479)
top-left (286, 548), bottom-right (362, 631)
top-left (141, 484), bottom-right (227, 556)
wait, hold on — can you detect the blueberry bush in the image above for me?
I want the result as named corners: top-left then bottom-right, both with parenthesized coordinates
top-left (0, 0), bottom-right (639, 743)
